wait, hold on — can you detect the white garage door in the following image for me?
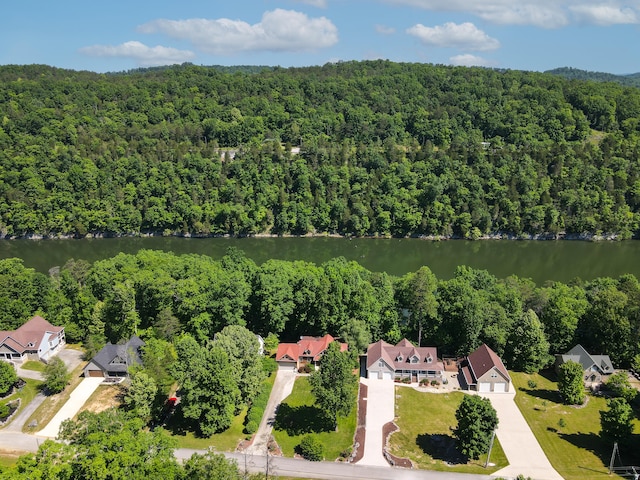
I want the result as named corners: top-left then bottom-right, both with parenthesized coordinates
top-left (478, 382), bottom-right (491, 393)
top-left (383, 371), bottom-right (393, 380)
top-left (493, 382), bottom-right (506, 393)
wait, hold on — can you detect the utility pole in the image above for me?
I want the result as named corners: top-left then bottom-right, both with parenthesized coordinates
top-left (485, 430), bottom-right (496, 468)
top-left (609, 442), bottom-right (619, 474)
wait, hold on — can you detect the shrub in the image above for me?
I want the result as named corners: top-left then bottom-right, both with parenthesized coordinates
top-left (402, 377), bottom-right (411, 384)
top-left (419, 379), bottom-right (429, 386)
top-left (299, 364), bottom-right (312, 374)
top-left (297, 434), bottom-right (324, 461)
top-left (245, 420), bottom-right (258, 435)
top-left (261, 356), bottom-right (278, 375)
top-left (527, 379), bottom-right (537, 389)
top-left (430, 380), bottom-right (439, 386)
top-left (0, 403), bottom-right (9, 420)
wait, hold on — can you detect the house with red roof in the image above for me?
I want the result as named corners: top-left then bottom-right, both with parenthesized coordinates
top-left (275, 334), bottom-right (347, 370)
top-left (366, 339), bottom-right (444, 383)
top-left (0, 316), bottom-right (66, 362)
top-left (459, 343), bottom-right (511, 393)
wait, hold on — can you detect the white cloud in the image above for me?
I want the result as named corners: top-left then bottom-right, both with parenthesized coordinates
top-left (294, 0), bottom-right (327, 7)
top-left (407, 22), bottom-right (500, 51)
top-left (79, 41), bottom-right (195, 66)
top-left (385, 0), bottom-right (568, 28)
top-left (375, 24), bottom-right (396, 34)
top-left (570, 4), bottom-right (639, 25)
top-left (449, 53), bottom-right (494, 67)
top-left (138, 9), bottom-right (338, 55)
top-left (384, 0), bottom-right (640, 28)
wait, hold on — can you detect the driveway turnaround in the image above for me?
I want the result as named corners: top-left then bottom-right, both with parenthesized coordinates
top-left (357, 378), bottom-right (395, 467)
top-left (246, 367), bottom-right (297, 455)
top-left (481, 392), bottom-right (563, 480)
top-left (36, 377), bottom-right (104, 438)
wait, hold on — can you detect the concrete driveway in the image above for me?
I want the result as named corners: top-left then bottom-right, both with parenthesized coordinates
top-left (480, 392), bottom-right (563, 480)
top-left (36, 377), bottom-right (104, 438)
top-left (246, 367), bottom-right (297, 455)
top-left (358, 378), bottom-right (395, 467)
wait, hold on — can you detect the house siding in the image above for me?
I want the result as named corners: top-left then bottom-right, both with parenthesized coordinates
top-left (476, 368), bottom-right (510, 392)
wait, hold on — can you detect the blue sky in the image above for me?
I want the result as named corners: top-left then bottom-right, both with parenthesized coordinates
top-left (1, 0), bottom-right (639, 74)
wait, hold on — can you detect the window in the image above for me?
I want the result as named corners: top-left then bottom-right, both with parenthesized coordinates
top-left (396, 354), bottom-right (403, 362)
top-left (426, 356), bottom-right (432, 363)
top-left (490, 371), bottom-right (498, 378)
top-left (378, 360), bottom-right (385, 367)
top-left (411, 356), bottom-right (419, 363)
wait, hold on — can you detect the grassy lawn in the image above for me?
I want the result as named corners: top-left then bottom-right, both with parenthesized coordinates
top-left (19, 360), bottom-right (46, 372)
top-left (273, 376), bottom-right (357, 461)
top-left (511, 371), bottom-right (640, 480)
top-left (22, 362), bottom-right (86, 434)
top-left (0, 378), bottom-right (42, 429)
top-left (389, 387), bottom-right (508, 474)
top-left (166, 405), bottom-right (249, 451)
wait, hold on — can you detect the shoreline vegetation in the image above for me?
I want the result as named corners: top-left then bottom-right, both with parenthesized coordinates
top-left (2, 230), bottom-right (626, 241)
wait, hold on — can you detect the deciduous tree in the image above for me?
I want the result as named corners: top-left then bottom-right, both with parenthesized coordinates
top-left (558, 360), bottom-right (585, 405)
top-left (453, 395), bottom-right (499, 460)
top-left (171, 334), bottom-right (240, 436)
top-left (309, 341), bottom-right (357, 429)
top-left (600, 397), bottom-right (634, 445)
top-left (43, 356), bottom-right (70, 394)
top-left (0, 361), bottom-right (17, 396)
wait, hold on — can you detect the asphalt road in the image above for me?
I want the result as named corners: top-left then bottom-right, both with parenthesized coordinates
top-left (176, 449), bottom-right (497, 480)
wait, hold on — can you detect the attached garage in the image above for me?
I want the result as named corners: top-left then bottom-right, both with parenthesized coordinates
top-left (87, 369), bottom-right (104, 378)
top-left (478, 382), bottom-right (491, 393)
top-left (493, 382), bottom-right (507, 393)
top-left (381, 371), bottom-right (393, 380)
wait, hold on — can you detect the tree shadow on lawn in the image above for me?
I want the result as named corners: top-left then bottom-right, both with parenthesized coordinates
top-left (416, 433), bottom-right (468, 465)
top-left (520, 387), bottom-right (562, 404)
top-left (273, 404), bottom-right (333, 436)
top-left (558, 432), bottom-right (611, 467)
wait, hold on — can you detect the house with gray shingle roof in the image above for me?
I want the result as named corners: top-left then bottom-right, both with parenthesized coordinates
top-left (83, 336), bottom-right (145, 379)
top-left (555, 344), bottom-right (613, 387)
top-left (366, 338), bottom-right (444, 383)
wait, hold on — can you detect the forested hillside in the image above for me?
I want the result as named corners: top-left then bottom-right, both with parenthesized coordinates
top-left (546, 67), bottom-right (640, 88)
top-left (1, 61), bottom-right (640, 238)
top-left (2, 251), bottom-right (639, 370)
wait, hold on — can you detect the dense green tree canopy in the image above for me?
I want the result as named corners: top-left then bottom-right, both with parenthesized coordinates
top-left (0, 61), bottom-right (639, 239)
top-left (171, 334), bottom-right (240, 436)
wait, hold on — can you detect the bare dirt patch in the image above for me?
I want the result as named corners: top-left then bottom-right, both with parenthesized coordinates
top-left (78, 385), bottom-right (123, 415)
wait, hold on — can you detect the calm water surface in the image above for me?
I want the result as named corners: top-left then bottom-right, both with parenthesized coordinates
top-left (1, 237), bottom-right (640, 284)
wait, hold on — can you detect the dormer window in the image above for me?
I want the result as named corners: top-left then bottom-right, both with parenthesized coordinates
top-left (304, 349), bottom-right (311, 355)
top-left (396, 354), bottom-right (403, 362)
top-left (411, 356), bottom-right (419, 363)
top-left (27, 342), bottom-right (35, 347)
top-left (426, 356), bottom-right (432, 363)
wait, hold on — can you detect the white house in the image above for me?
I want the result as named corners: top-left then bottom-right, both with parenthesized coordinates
top-left (0, 316), bottom-right (66, 362)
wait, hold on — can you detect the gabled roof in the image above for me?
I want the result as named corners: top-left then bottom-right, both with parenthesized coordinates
top-left (0, 316), bottom-right (64, 354)
top-left (467, 344), bottom-right (510, 382)
top-left (90, 336), bottom-right (145, 374)
top-left (559, 344), bottom-right (613, 374)
top-left (366, 338), bottom-right (444, 372)
top-left (275, 334), bottom-right (347, 362)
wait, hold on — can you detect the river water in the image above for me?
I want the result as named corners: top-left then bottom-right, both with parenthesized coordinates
top-left (1, 236), bottom-right (640, 285)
